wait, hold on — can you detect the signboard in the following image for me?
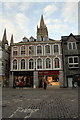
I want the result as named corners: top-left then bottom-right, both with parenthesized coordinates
top-left (38, 70), bottom-right (59, 76)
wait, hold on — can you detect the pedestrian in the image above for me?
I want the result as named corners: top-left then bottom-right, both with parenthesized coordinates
top-left (43, 80), bottom-right (47, 90)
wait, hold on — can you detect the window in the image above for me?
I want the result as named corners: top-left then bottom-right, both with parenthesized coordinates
top-left (54, 58), bottom-right (59, 68)
top-left (46, 58), bottom-right (51, 69)
top-left (13, 47), bottom-right (18, 56)
top-left (13, 59), bottom-right (17, 70)
top-left (29, 46), bottom-right (34, 55)
top-left (21, 59), bottom-right (25, 69)
top-left (21, 46), bottom-right (25, 55)
top-left (29, 59), bottom-right (34, 69)
top-left (68, 57), bottom-right (79, 68)
top-left (54, 45), bottom-right (59, 53)
top-left (37, 46), bottom-right (42, 55)
top-left (68, 42), bottom-right (77, 50)
top-left (45, 45), bottom-right (50, 54)
top-left (37, 58), bottom-right (42, 69)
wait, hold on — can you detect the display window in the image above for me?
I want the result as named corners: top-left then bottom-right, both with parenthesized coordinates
top-left (13, 72), bottom-right (33, 87)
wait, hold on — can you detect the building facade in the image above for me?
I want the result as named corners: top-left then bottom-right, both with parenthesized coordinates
top-left (10, 15), bottom-right (63, 88)
top-left (61, 33), bottom-right (80, 87)
top-left (0, 29), bottom-right (10, 87)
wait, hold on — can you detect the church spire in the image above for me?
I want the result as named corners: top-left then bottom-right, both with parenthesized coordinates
top-left (40, 15), bottom-right (45, 28)
top-left (10, 34), bottom-right (14, 45)
top-left (2, 28), bottom-right (8, 48)
top-left (37, 15), bottom-right (48, 39)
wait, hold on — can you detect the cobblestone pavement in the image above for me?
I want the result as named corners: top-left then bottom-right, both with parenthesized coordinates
top-left (2, 87), bottom-right (79, 119)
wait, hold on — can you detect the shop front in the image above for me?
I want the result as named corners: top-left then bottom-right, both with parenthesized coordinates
top-left (13, 71), bottom-right (33, 87)
top-left (38, 70), bottom-right (60, 88)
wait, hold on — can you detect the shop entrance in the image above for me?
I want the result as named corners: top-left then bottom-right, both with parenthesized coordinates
top-left (13, 71), bottom-right (33, 87)
top-left (47, 75), bottom-right (59, 86)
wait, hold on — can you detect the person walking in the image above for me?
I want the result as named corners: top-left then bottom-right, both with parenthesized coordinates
top-left (43, 80), bottom-right (47, 90)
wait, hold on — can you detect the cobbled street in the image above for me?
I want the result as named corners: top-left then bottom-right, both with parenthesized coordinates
top-left (2, 87), bottom-right (79, 119)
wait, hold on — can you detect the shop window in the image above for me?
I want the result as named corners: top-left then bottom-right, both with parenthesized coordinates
top-left (54, 58), bottom-right (59, 68)
top-left (29, 46), bottom-right (34, 55)
top-left (13, 59), bottom-right (17, 70)
top-left (37, 46), bottom-right (42, 55)
top-left (37, 58), bottom-right (42, 69)
top-left (21, 46), bottom-right (25, 55)
top-left (54, 45), bottom-right (59, 53)
top-left (45, 45), bottom-right (50, 55)
top-left (46, 58), bottom-right (51, 69)
top-left (29, 59), bottom-right (34, 69)
top-left (68, 56), bottom-right (79, 68)
top-left (68, 42), bottom-right (77, 50)
top-left (13, 46), bottom-right (18, 56)
top-left (21, 59), bottom-right (25, 69)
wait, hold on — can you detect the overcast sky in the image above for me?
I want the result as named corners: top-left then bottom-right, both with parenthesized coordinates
top-left (0, 2), bottom-right (78, 43)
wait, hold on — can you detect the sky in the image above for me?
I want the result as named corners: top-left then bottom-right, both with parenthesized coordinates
top-left (0, 2), bottom-right (79, 43)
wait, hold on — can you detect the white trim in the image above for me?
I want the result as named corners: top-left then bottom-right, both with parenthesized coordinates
top-left (44, 57), bottom-right (52, 70)
top-left (68, 56), bottom-right (79, 68)
top-left (28, 58), bottom-right (35, 70)
top-left (53, 44), bottom-right (60, 55)
top-left (67, 42), bottom-right (77, 50)
top-left (44, 44), bottom-right (51, 56)
top-left (28, 45), bottom-right (34, 56)
top-left (36, 45), bottom-right (43, 56)
top-left (12, 46), bottom-right (18, 57)
top-left (20, 46), bottom-right (26, 57)
top-left (53, 57), bottom-right (61, 69)
top-left (20, 58), bottom-right (26, 71)
top-left (12, 58), bottom-right (18, 71)
top-left (36, 57), bottom-right (43, 70)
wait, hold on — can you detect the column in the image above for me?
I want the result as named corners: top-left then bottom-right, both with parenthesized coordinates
top-left (33, 71), bottom-right (38, 88)
top-left (59, 71), bottom-right (64, 87)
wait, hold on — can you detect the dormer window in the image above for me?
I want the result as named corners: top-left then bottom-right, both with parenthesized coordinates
top-left (68, 42), bottom-right (77, 50)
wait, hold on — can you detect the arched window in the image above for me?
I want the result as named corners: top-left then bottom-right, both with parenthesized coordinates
top-left (37, 58), bottom-right (42, 69)
top-left (21, 59), bottom-right (25, 69)
top-left (37, 46), bottom-right (42, 55)
top-left (54, 45), bottom-right (59, 53)
top-left (45, 45), bottom-right (50, 54)
top-left (29, 46), bottom-right (34, 55)
top-left (21, 46), bottom-right (25, 55)
top-left (54, 58), bottom-right (59, 68)
top-left (46, 58), bottom-right (51, 69)
top-left (29, 59), bottom-right (34, 69)
top-left (13, 59), bottom-right (17, 70)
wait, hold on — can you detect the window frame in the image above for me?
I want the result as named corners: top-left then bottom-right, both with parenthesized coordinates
top-left (20, 46), bottom-right (25, 56)
top-left (12, 46), bottom-right (18, 56)
top-left (12, 59), bottom-right (18, 70)
top-left (37, 58), bottom-right (43, 70)
top-left (68, 56), bottom-right (79, 68)
top-left (20, 59), bottom-right (26, 70)
top-left (28, 45), bottom-right (34, 56)
top-left (45, 44), bottom-right (51, 55)
top-left (28, 58), bottom-right (34, 70)
top-left (45, 57), bottom-right (52, 69)
top-left (67, 42), bottom-right (77, 50)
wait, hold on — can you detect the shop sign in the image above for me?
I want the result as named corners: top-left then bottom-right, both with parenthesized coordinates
top-left (38, 70), bottom-right (59, 75)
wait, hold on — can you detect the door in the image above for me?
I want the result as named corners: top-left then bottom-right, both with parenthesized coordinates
top-left (68, 78), bottom-right (72, 87)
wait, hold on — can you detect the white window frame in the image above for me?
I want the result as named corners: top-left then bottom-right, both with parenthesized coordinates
top-left (36, 57), bottom-right (43, 70)
top-left (28, 58), bottom-right (34, 70)
top-left (20, 45), bottom-right (26, 56)
top-left (20, 58), bottom-right (26, 71)
top-left (67, 42), bottom-right (77, 50)
top-left (36, 45), bottom-right (43, 56)
top-left (12, 46), bottom-right (18, 57)
top-left (53, 57), bottom-right (61, 69)
top-left (53, 44), bottom-right (60, 55)
top-left (44, 44), bottom-right (51, 56)
top-left (12, 59), bottom-right (18, 71)
top-left (45, 57), bottom-right (52, 70)
top-left (68, 56), bottom-right (79, 68)
top-left (28, 45), bottom-right (34, 56)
